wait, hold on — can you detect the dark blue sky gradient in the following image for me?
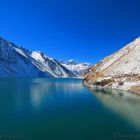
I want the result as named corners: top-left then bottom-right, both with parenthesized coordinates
top-left (0, 0), bottom-right (140, 63)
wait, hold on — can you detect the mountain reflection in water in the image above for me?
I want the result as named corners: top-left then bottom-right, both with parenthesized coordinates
top-left (91, 88), bottom-right (140, 130)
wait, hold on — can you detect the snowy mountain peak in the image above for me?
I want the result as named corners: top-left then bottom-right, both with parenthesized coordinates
top-left (31, 51), bottom-right (46, 63)
top-left (60, 60), bottom-right (92, 76)
top-left (68, 59), bottom-right (77, 64)
top-left (0, 37), bottom-right (76, 78)
top-left (0, 36), bottom-right (93, 78)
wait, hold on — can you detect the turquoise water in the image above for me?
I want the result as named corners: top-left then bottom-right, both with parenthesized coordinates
top-left (0, 78), bottom-right (140, 140)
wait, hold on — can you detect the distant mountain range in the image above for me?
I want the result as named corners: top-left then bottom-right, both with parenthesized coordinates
top-left (0, 36), bottom-right (91, 78)
top-left (60, 60), bottom-right (92, 76)
top-left (83, 37), bottom-right (140, 94)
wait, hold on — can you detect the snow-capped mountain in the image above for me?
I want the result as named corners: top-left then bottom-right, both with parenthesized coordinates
top-left (0, 37), bottom-right (75, 77)
top-left (60, 59), bottom-right (92, 76)
top-left (31, 52), bottom-right (75, 77)
top-left (83, 37), bottom-right (140, 94)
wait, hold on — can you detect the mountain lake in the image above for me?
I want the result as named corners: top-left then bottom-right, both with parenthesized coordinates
top-left (0, 78), bottom-right (140, 140)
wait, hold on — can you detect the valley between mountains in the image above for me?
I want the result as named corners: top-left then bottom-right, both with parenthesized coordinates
top-left (1, 36), bottom-right (140, 94)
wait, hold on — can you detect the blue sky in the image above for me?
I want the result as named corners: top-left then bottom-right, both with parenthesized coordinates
top-left (0, 0), bottom-right (140, 63)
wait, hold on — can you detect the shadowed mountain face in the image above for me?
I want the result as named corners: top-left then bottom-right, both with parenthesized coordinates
top-left (84, 37), bottom-right (140, 94)
top-left (0, 37), bottom-right (76, 78)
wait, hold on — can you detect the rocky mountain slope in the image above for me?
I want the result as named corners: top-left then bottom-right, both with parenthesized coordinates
top-left (83, 37), bottom-right (140, 94)
top-left (60, 60), bottom-right (92, 76)
top-left (0, 37), bottom-right (75, 77)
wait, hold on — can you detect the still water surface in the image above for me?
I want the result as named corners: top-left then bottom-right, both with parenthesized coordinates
top-left (0, 78), bottom-right (140, 140)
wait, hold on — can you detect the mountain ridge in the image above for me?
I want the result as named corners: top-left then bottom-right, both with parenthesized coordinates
top-left (83, 37), bottom-right (140, 94)
top-left (60, 60), bottom-right (92, 76)
top-left (0, 36), bottom-right (77, 77)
